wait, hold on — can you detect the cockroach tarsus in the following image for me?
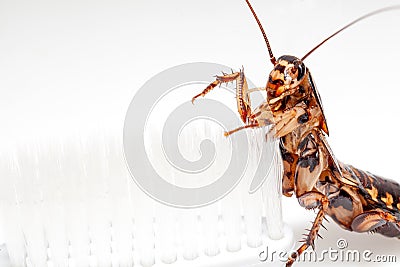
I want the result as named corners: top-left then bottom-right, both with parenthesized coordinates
top-left (192, 1), bottom-right (400, 266)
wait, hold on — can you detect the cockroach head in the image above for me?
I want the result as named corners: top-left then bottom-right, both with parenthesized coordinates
top-left (267, 55), bottom-right (306, 98)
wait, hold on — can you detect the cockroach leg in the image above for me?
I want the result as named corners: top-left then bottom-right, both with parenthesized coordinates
top-left (224, 121), bottom-right (259, 136)
top-left (286, 192), bottom-right (329, 267)
top-left (191, 72), bottom-right (240, 104)
top-left (192, 69), bottom-right (266, 125)
top-left (247, 87), bottom-right (265, 93)
top-left (297, 191), bottom-right (327, 210)
top-left (351, 209), bottom-right (400, 234)
top-left (281, 145), bottom-right (298, 197)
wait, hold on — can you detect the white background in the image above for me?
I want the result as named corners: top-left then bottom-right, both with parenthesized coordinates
top-left (1, 0), bottom-right (400, 266)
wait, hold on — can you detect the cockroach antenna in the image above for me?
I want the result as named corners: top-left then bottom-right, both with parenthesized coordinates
top-left (302, 5), bottom-right (400, 61)
top-left (245, 0), bottom-right (276, 65)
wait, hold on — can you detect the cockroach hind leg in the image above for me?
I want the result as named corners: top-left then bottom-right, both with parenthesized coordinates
top-left (351, 209), bottom-right (398, 233)
top-left (297, 191), bottom-right (326, 210)
top-left (286, 193), bottom-right (328, 266)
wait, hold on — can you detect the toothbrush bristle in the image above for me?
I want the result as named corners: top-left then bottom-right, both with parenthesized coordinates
top-left (0, 127), bottom-right (289, 266)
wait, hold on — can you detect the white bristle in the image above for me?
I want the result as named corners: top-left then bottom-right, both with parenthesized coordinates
top-left (62, 141), bottom-right (91, 267)
top-left (154, 199), bottom-right (177, 264)
top-left (0, 204), bottom-right (25, 267)
top-left (241, 129), bottom-right (265, 249)
top-left (156, 210), bottom-right (177, 263)
top-left (0, 123), bottom-right (293, 267)
top-left (199, 204), bottom-right (220, 257)
top-left (262, 141), bottom-right (284, 240)
top-left (39, 142), bottom-right (69, 267)
top-left (221, 189), bottom-right (242, 253)
top-left (0, 157), bottom-right (26, 267)
top-left (180, 209), bottom-right (199, 261)
top-left (197, 127), bottom-right (222, 257)
top-left (13, 146), bottom-right (48, 267)
top-left (242, 192), bottom-right (263, 249)
top-left (84, 136), bottom-right (113, 267)
top-left (131, 183), bottom-right (155, 267)
top-left (106, 138), bottom-right (134, 267)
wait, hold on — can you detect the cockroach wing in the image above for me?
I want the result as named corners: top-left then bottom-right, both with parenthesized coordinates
top-left (308, 73), bottom-right (329, 135)
top-left (317, 132), bottom-right (361, 187)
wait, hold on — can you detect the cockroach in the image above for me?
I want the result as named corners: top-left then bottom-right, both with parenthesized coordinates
top-left (192, 1), bottom-right (400, 266)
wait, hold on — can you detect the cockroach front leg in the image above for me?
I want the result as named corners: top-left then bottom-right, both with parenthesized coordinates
top-left (192, 71), bottom-right (240, 103)
top-left (286, 191), bottom-right (329, 267)
top-left (192, 68), bottom-right (264, 124)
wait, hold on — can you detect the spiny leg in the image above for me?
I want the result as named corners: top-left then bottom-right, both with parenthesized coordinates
top-left (192, 68), bottom-right (264, 125)
top-left (248, 87), bottom-right (265, 93)
top-left (286, 132), bottom-right (330, 266)
top-left (192, 71), bottom-right (240, 104)
top-left (224, 122), bottom-right (259, 136)
top-left (286, 192), bottom-right (329, 267)
top-left (224, 101), bottom-right (276, 137)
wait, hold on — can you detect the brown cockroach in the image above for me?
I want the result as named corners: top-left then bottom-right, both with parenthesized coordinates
top-left (192, 1), bottom-right (400, 266)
